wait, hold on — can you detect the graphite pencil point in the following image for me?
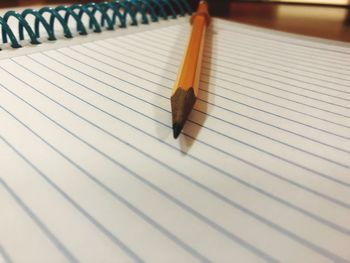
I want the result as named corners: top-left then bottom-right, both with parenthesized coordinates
top-left (172, 123), bottom-right (183, 138)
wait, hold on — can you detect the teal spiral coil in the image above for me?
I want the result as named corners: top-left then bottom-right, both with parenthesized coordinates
top-left (0, 0), bottom-right (192, 49)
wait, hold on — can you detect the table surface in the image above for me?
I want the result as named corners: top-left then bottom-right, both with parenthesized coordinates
top-left (221, 2), bottom-right (350, 43)
top-left (1, 1), bottom-right (350, 43)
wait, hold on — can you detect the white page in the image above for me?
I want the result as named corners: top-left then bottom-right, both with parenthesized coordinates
top-left (1, 16), bottom-right (350, 262)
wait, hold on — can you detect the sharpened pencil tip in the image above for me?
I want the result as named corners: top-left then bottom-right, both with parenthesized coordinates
top-left (173, 123), bottom-right (183, 139)
top-left (171, 88), bottom-right (196, 139)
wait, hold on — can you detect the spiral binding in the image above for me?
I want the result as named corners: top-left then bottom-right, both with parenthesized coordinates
top-left (0, 0), bottom-right (192, 49)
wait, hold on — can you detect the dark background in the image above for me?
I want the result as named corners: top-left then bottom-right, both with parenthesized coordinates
top-left (1, 0), bottom-right (350, 42)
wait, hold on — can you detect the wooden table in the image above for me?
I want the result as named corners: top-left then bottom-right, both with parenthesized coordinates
top-left (215, 2), bottom-right (350, 43)
top-left (1, 0), bottom-right (350, 43)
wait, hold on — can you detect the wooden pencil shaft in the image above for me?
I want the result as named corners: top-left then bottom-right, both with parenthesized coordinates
top-left (172, 1), bottom-right (209, 96)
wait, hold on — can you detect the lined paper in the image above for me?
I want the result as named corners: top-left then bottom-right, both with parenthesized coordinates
top-left (1, 18), bottom-right (350, 262)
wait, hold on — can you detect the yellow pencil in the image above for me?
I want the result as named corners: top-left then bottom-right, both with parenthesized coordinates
top-left (171, 1), bottom-right (210, 139)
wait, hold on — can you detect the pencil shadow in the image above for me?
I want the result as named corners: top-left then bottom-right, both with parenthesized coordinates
top-left (179, 23), bottom-right (215, 154)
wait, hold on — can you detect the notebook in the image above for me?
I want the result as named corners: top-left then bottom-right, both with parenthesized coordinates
top-left (1, 1), bottom-right (350, 262)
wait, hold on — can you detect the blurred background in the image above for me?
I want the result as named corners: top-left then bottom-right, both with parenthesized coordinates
top-left (0, 0), bottom-right (349, 42)
top-left (2, 0), bottom-right (349, 8)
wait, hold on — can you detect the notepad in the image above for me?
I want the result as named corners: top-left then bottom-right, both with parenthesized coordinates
top-left (1, 4), bottom-right (350, 262)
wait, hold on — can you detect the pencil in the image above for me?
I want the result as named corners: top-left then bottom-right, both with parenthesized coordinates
top-left (171, 0), bottom-right (210, 139)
